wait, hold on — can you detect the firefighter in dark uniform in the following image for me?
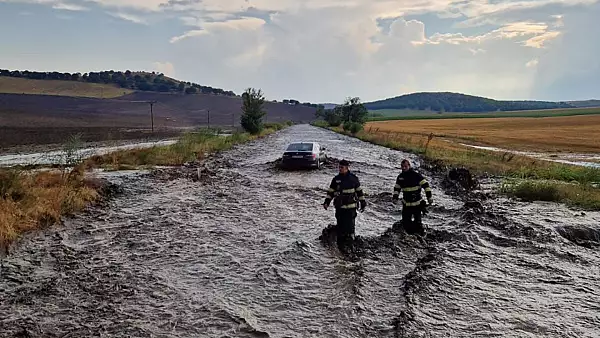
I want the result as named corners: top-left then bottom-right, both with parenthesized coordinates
top-left (392, 159), bottom-right (433, 236)
top-left (323, 159), bottom-right (366, 254)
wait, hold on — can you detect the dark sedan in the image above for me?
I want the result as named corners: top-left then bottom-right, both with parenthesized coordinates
top-left (281, 142), bottom-right (327, 169)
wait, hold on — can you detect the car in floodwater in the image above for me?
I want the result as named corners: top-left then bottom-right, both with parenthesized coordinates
top-left (281, 142), bottom-right (327, 169)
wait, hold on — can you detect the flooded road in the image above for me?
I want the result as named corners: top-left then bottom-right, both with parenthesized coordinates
top-left (1, 125), bottom-right (599, 337)
top-left (0, 139), bottom-right (178, 167)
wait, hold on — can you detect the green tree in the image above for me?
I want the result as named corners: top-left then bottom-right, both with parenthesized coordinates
top-left (336, 97), bottom-right (368, 125)
top-left (240, 87), bottom-right (267, 134)
top-left (315, 105), bottom-right (325, 119)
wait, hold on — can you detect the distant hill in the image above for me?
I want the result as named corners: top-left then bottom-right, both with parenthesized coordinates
top-left (0, 76), bottom-right (133, 98)
top-left (364, 92), bottom-right (575, 112)
top-left (568, 100), bottom-right (600, 108)
top-left (0, 69), bottom-right (235, 97)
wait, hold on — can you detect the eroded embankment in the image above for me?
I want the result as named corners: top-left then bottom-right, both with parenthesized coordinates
top-left (1, 124), bottom-right (599, 338)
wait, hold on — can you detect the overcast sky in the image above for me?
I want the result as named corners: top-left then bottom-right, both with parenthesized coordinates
top-left (1, 0), bottom-right (598, 103)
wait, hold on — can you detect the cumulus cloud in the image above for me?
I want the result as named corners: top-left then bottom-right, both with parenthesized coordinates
top-left (526, 58), bottom-right (539, 67)
top-left (170, 16), bottom-right (265, 43)
top-left (2, 0), bottom-right (600, 101)
top-left (52, 2), bottom-right (87, 11)
top-left (152, 61), bottom-right (175, 77)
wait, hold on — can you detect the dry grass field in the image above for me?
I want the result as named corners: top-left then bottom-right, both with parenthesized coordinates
top-left (0, 167), bottom-right (100, 251)
top-left (366, 115), bottom-right (600, 153)
top-left (0, 77), bottom-right (133, 98)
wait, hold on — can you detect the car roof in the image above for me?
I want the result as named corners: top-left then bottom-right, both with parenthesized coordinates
top-left (288, 141), bottom-right (315, 144)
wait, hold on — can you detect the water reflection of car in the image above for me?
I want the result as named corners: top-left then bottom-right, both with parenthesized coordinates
top-left (281, 142), bottom-right (327, 169)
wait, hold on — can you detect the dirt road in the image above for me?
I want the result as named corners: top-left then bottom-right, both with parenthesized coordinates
top-left (1, 125), bottom-right (599, 337)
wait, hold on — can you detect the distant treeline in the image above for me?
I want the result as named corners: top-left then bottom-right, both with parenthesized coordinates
top-left (363, 92), bottom-right (575, 112)
top-left (0, 69), bottom-right (236, 96)
top-left (277, 98), bottom-right (323, 109)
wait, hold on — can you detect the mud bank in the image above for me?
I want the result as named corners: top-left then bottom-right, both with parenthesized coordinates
top-left (1, 125), bottom-right (599, 337)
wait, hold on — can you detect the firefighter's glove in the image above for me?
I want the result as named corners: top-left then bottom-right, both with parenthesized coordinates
top-left (427, 197), bottom-right (433, 206)
top-left (359, 200), bottom-right (367, 212)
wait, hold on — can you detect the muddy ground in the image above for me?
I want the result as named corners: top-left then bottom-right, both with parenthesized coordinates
top-left (0, 126), bottom-right (186, 155)
top-left (1, 125), bottom-right (599, 337)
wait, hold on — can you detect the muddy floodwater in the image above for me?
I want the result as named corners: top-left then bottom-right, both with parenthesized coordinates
top-left (1, 125), bottom-right (600, 337)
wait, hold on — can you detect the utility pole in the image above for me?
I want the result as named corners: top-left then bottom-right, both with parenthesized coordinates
top-left (148, 100), bottom-right (157, 132)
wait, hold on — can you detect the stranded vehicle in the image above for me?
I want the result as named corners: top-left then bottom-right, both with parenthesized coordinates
top-left (281, 142), bottom-right (327, 169)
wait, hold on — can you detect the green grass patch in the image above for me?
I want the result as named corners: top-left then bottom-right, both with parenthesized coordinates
top-left (87, 123), bottom-right (288, 169)
top-left (311, 120), bottom-right (330, 128)
top-left (501, 180), bottom-right (600, 210)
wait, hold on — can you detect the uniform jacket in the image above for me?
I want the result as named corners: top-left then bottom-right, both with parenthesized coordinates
top-left (392, 168), bottom-right (432, 206)
top-left (324, 172), bottom-right (366, 209)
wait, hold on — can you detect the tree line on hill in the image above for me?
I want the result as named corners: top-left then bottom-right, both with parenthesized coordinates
top-left (363, 92), bottom-right (575, 112)
top-left (0, 69), bottom-right (236, 96)
top-left (277, 98), bottom-right (322, 109)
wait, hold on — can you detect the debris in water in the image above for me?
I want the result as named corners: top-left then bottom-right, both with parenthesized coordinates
top-left (556, 225), bottom-right (600, 248)
top-left (442, 167), bottom-right (479, 196)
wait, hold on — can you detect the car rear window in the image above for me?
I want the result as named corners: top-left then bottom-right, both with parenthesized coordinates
top-left (286, 143), bottom-right (313, 151)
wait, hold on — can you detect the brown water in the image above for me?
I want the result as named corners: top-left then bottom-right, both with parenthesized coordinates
top-left (1, 125), bottom-right (599, 337)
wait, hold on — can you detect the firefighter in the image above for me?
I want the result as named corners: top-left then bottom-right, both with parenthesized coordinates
top-left (392, 159), bottom-right (433, 236)
top-left (323, 159), bottom-right (366, 254)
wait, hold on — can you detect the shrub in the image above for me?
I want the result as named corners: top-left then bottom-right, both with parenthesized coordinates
top-left (311, 120), bottom-right (329, 128)
top-left (240, 87), bottom-right (266, 135)
top-left (343, 121), bottom-right (364, 134)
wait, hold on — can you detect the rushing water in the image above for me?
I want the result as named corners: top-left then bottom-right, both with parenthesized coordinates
top-left (1, 125), bottom-right (599, 337)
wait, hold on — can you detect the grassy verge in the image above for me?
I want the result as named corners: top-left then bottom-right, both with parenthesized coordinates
top-left (1, 122), bottom-right (292, 251)
top-left (313, 123), bottom-right (600, 210)
top-left (86, 123), bottom-right (291, 169)
top-left (1, 167), bottom-right (100, 250)
top-left (500, 180), bottom-right (600, 210)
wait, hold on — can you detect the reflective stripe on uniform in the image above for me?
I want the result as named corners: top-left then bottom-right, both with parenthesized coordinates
top-left (394, 184), bottom-right (401, 189)
top-left (358, 196), bottom-right (366, 201)
top-left (402, 186), bottom-right (420, 192)
top-left (328, 188), bottom-right (335, 192)
top-left (342, 188), bottom-right (355, 194)
top-left (425, 187), bottom-right (432, 192)
top-left (402, 199), bottom-right (422, 206)
top-left (341, 203), bottom-right (357, 209)
top-left (356, 187), bottom-right (363, 191)
top-left (419, 179), bottom-right (428, 186)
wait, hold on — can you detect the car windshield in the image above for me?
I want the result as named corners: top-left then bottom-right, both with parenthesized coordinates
top-left (286, 143), bottom-right (313, 151)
